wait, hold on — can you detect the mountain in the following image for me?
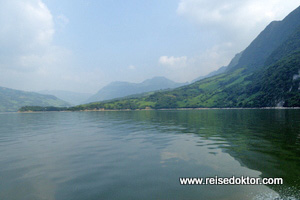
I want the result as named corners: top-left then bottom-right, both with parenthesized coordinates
top-left (85, 76), bottom-right (187, 103)
top-left (227, 6), bottom-right (300, 72)
top-left (194, 5), bottom-right (300, 82)
top-left (0, 86), bottom-right (71, 112)
top-left (19, 6), bottom-right (300, 111)
top-left (192, 66), bottom-right (227, 82)
top-left (192, 51), bottom-right (243, 82)
top-left (38, 90), bottom-right (92, 105)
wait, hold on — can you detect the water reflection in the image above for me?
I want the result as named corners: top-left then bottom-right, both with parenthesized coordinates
top-left (0, 110), bottom-right (299, 200)
top-left (104, 110), bottom-right (300, 198)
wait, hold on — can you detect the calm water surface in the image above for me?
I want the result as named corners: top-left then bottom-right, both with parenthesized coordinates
top-left (0, 110), bottom-right (299, 200)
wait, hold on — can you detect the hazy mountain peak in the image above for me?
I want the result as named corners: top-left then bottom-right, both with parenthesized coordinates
top-left (75, 5), bottom-right (300, 109)
top-left (85, 76), bottom-right (186, 103)
top-left (0, 86), bottom-right (71, 112)
top-left (142, 76), bottom-right (169, 82)
top-left (228, 5), bottom-right (300, 72)
top-left (38, 90), bottom-right (92, 105)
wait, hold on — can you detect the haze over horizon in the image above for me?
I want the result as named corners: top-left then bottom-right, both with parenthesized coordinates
top-left (0, 0), bottom-right (299, 93)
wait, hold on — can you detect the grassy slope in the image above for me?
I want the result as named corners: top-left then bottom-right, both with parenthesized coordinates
top-left (67, 31), bottom-right (300, 110)
top-left (18, 7), bottom-right (300, 112)
top-left (0, 87), bottom-right (71, 112)
top-left (86, 77), bottom-right (186, 103)
top-left (64, 68), bottom-right (249, 110)
top-left (19, 50), bottom-right (300, 112)
top-left (21, 48), bottom-right (299, 112)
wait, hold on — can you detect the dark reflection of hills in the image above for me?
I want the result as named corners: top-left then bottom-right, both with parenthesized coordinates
top-left (112, 109), bottom-right (300, 198)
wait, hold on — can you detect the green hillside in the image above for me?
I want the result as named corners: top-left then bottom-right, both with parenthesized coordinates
top-left (228, 6), bottom-right (300, 72)
top-left (85, 76), bottom-right (187, 103)
top-left (19, 6), bottom-right (300, 112)
top-left (0, 87), bottom-right (71, 112)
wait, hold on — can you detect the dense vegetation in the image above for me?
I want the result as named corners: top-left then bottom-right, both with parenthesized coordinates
top-left (0, 87), bottom-right (71, 112)
top-left (19, 106), bottom-right (68, 112)
top-left (18, 6), bottom-right (300, 112)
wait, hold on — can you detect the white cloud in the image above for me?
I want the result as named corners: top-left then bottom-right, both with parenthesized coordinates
top-left (0, 0), bottom-right (83, 92)
top-left (159, 43), bottom-right (235, 82)
top-left (56, 14), bottom-right (69, 30)
top-left (57, 14), bottom-right (69, 24)
top-left (0, 0), bottom-right (109, 93)
top-left (128, 65), bottom-right (136, 70)
top-left (0, 0), bottom-right (54, 49)
top-left (0, 0), bottom-right (55, 71)
top-left (195, 42), bottom-right (234, 72)
top-left (172, 0), bottom-right (300, 82)
top-left (177, 0), bottom-right (300, 40)
top-left (159, 56), bottom-right (187, 69)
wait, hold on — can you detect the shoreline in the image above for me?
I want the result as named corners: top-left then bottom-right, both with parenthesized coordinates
top-left (16, 107), bottom-right (300, 113)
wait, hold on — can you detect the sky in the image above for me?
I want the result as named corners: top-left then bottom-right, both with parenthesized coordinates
top-left (0, 0), bottom-right (299, 93)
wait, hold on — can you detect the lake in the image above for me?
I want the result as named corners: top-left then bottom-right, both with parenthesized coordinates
top-left (0, 109), bottom-right (299, 200)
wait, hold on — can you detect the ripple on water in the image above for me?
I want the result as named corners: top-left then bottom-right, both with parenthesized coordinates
top-left (0, 110), bottom-right (299, 200)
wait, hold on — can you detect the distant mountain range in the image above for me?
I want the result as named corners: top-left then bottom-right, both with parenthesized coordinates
top-left (0, 86), bottom-right (71, 112)
top-left (60, 5), bottom-right (300, 110)
top-left (85, 76), bottom-right (187, 103)
top-left (1, 76), bottom-right (186, 112)
top-left (38, 90), bottom-right (92, 105)
top-left (19, 6), bottom-right (300, 111)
